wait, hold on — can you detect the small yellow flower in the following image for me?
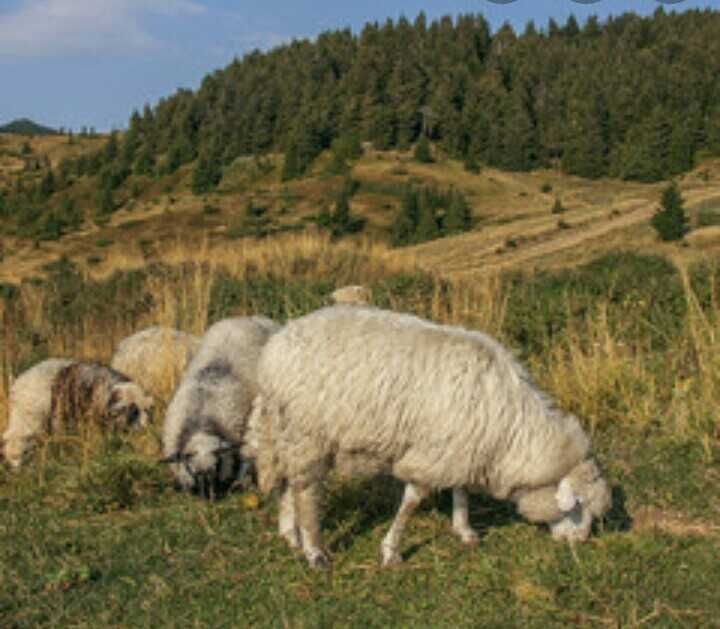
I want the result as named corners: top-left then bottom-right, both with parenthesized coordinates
top-left (241, 492), bottom-right (260, 510)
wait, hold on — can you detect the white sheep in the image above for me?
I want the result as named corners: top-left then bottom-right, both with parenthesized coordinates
top-left (161, 316), bottom-right (280, 497)
top-left (246, 305), bottom-right (611, 568)
top-left (3, 359), bottom-right (154, 468)
top-left (110, 326), bottom-right (200, 398)
top-left (328, 283), bottom-right (478, 543)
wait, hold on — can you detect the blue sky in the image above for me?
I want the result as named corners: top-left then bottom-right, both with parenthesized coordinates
top-left (1, 0), bottom-right (717, 131)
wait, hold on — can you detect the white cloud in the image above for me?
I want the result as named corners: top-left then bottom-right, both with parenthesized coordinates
top-left (0, 0), bottom-right (206, 56)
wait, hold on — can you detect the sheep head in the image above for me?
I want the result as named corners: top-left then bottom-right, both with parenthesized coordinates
top-left (161, 430), bottom-right (251, 499)
top-left (514, 458), bottom-right (611, 542)
top-left (107, 382), bottom-right (154, 430)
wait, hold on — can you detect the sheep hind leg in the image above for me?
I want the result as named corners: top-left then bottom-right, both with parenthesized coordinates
top-left (278, 486), bottom-right (301, 549)
top-left (452, 487), bottom-right (479, 545)
top-left (381, 482), bottom-right (429, 567)
top-left (293, 483), bottom-right (329, 569)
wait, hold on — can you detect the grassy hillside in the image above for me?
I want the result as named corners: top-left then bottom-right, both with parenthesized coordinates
top-left (3, 134), bottom-right (720, 285)
top-left (1, 233), bottom-right (719, 626)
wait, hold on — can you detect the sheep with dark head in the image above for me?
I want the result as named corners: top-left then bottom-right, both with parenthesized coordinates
top-left (247, 306), bottom-right (611, 568)
top-left (3, 359), bottom-right (154, 468)
top-left (162, 316), bottom-right (279, 498)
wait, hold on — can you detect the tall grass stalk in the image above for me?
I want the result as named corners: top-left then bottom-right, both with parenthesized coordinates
top-left (537, 302), bottom-right (659, 434)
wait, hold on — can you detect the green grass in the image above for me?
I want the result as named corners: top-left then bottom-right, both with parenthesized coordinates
top-left (1, 435), bottom-right (718, 627)
top-left (2, 251), bottom-right (720, 626)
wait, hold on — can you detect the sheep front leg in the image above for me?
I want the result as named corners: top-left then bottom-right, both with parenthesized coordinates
top-left (381, 482), bottom-right (429, 566)
top-left (278, 486), bottom-right (301, 549)
top-left (452, 487), bottom-right (479, 545)
top-left (293, 483), bottom-right (329, 568)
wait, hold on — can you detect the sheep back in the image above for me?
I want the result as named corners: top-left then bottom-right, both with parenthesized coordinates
top-left (110, 326), bottom-right (200, 398)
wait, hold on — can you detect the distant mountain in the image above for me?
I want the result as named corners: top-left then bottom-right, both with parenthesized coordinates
top-left (0, 118), bottom-right (58, 136)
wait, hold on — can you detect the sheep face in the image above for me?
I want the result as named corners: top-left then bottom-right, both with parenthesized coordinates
top-left (107, 382), bottom-right (154, 430)
top-left (514, 459), bottom-right (610, 542)
top-left (164, 431), bottom-right (250, 499)
top-left (549, 459), bottom-right (611, 542)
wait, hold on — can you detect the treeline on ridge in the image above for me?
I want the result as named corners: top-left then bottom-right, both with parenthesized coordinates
top-left (91, 8), bottom-right (720, 184)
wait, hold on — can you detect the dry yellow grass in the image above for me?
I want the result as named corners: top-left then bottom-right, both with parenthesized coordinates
top-left (0, 232), bottom-right (509, 438)
top-left (3, 229), bottom-right (719, 452)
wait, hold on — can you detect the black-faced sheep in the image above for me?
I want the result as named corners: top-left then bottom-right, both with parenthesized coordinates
top-left (161, 316), bottom-right (280, 498)
top-left (3, 359), bottom-right (154, 468)
top-left (247, 306), bottom-right (611, 567)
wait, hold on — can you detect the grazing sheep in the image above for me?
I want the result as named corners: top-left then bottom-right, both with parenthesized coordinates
top-left (247, 306), bottom-right (611, 568)
top-left (330, 285), bottom-right (372, 306)
top-left (111, 326), bottom-right (200, 398)
top-left (3, 359), bottom-right (154, 469)
top-left (330, 286), bottom-right (477, 544)
top-left (162, 316), bottom-right (280, 498)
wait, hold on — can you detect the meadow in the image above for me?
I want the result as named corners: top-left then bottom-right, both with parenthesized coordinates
top-left (1, 233), bottom-right (719, 627)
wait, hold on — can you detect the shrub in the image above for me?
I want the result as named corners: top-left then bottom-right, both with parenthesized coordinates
top-left (651, 182), bottom-right (689, 241)
top-left (413, 135), bottom-right (433, 163)
top-left (551, 198), bottom-right (566, 214)
top-left (696, 207), bottom-right (720, 228)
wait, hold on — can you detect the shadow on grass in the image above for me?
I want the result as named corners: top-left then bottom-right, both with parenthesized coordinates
top-left (322, 476), bottom-right (404, 554)
top-left (603, 484), bottom-right (632, 533)
top-left (322, 478), bottom-right (525, 559)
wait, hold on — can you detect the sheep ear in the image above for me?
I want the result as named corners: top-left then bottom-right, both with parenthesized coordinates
top-left (555, 478), bottom-right (578, 512)
top-left (159, 452), bottom-right (184, 464)
top-left (213, 444), bottom-right (239, 456)
top-left (213, 439), bottom-right (243, 456)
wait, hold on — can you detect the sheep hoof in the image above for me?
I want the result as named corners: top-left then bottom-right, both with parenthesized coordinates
top-left (456, 529), bottom-right (480, 546)
top-left (381, 548), bottom-right (403, 567)
top-left (306, 549), bottom-right (330, 570)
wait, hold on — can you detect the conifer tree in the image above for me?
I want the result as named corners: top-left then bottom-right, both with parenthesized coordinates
top-left (135, 145), bottom-right (156, 176)
top-left (104, 131), bottom-right (119, 163)
top-left (651, 182), bottom-right (689, 241)
top-left (502, 90), bottom-right (537, 171)
top-left (667, 116), bottom-right (695, 176)
top-left (415, 192), bottom-right (440, 242)
top-left (562, 85), bottom-right (608, 179)
top-left (330, 185), bottom-right (351, 236)
top-left (191, 148), bottom-right (223, 195)
top-left (414, 134), bottom-right (433, 163)
top-left (391, 185), bottom-right (419, 246)
top-left (59, 197), bottom-right (82, 232)
top-left (39, 169), bottom-right (56, 199)
top-left (281, 140), bottom-right (302, 181)
top-left (706, 106), bottom-right (720, 156)
top-left (444, 190), bottom-right (472, 234)
top-left (97, 184), bottom-right (115, 216)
